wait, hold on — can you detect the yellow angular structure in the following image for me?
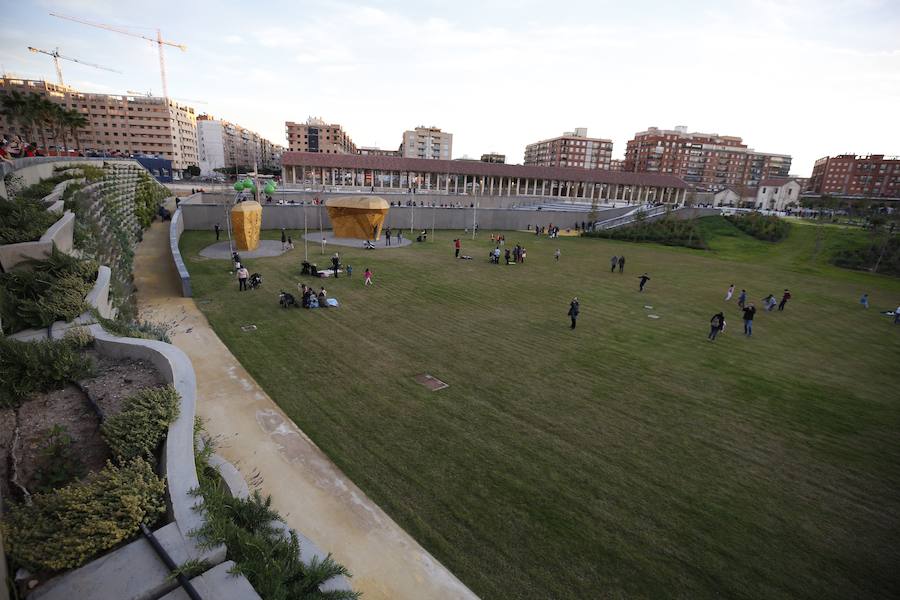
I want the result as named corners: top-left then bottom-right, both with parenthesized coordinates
top-left (230, 200), bottom-right (262, 251)
top-left (325, 196), bottom-right (390, 240)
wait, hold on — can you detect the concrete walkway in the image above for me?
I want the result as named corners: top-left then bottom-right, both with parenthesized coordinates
top-left (133, 219), bottom-right (479, 600)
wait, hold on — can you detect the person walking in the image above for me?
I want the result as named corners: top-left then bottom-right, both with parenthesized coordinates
top-left (610, 255), bottom-right (618, 273)
top-left (708, 311), bottom-right (725, 341)
top-left (364, 267), bottom-right (373, 285)
top-left (738, 289), bottom-right (747, 309)
top-left (281, 228), bottom-right (287, 250)
top-left (778, 289), bottom-right (791, 311)
top-left (895, 303), bottom-right (900, 324)
top-left (860, 293), bottom-right (869, 309)
top-left (214, 223), bottom-right (221, 241)
top-left (568, 297), bottom-right (580, 329)
top-left (346, 264), bottom-right (353, 278)
top-left (617, 255), bottom-right (625, 273)
top-left (504, 248), bottom-right (511, 265)
top-left (386, 226), bottom-right (392, 246)
top-left (725, 284), bottom-right (735, 301)
top-left (237, 265), bottom-right (249, 291)
top-left (742, 303), bottom-right (757, 336)
top-left (763, 294), bottom-right (777, 311)
top-left (554, 248), bottom-right (560, 261)
top-left (287, 235), bottom-right (294, 250)
top-left (638, 273), bottom-right (650, 292)
top-left (331, 252), bottom-right (340, 278)
top-left (454, 238), bottom-right (461, 258)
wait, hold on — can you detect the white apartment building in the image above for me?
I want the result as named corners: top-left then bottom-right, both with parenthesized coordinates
top-left (401, 126), bottom-right (453, 160)
top-left (197, 115), bottom-right (283, 175)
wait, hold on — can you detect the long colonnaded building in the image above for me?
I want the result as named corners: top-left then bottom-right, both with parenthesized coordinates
top-left (282, 152), bottom-right (690, 204)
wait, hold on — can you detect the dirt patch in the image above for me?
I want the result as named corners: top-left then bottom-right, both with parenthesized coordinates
top-left (79, 350), bottom-right (166, 418)
top-left (15, 385), bottom-right (108, 494)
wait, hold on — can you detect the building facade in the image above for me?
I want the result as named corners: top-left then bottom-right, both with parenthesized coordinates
top-left (285, 117), bottom-right (357, 154)
top-left (623, 126), bottom-right (790, 191)
top-left (807, 154), bottom-right (900, 198)
top-left (400, 126), bottom-right (452, 160)
top-left (523, 128), bottom-right (613, 170)
top-left (197, 115), bottom-right (283, 175)
top-left (359, 146), bottom-right (401, 157)
top-left (0, 77), bottom-right (198, 173)
top-left (756, 178), bottom-right (802, 210)
top-left (609, 159), bottom-right (624, 172)
top-left (480, 153), bottom-right (505, 164)
top-left (282, 152), bottom-right (689, 203)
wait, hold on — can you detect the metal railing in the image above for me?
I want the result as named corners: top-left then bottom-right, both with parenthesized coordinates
top-left (593, 204), bottom-right (671, 230)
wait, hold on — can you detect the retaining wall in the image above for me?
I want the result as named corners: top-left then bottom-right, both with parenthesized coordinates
top-left (0, 211), bottom-right (74, 271)
top-left (169, 208), bottom-right (192, 297)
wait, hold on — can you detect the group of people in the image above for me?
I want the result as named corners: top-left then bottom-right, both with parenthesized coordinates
top-left (609, 255), bottom-right (626, 273)
top-left (709, 284), bottom-right (792, 340)
top-left (297, 283), bottom-right (329, 308)
top-left (489, 244), bottom-right (528, 264)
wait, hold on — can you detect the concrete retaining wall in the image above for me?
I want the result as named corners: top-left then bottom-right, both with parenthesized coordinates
top-left (31, 327), bottom-right (226, 600)
top-left (169, 208), bottom-right (192, 297)
top-left (0, 211), bottom-right (74, 271)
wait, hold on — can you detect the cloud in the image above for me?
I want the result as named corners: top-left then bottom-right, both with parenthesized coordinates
top-left (224, 35), bottom-right (243, 45)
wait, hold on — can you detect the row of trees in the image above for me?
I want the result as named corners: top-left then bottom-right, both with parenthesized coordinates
top-left (1, 90), bottom-right (88, 153)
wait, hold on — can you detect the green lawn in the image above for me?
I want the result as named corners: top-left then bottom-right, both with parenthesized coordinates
top-left (181, 217), bottom-right (900, 600)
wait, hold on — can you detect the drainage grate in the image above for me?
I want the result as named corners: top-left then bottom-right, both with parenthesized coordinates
top-left (414, 373), bottom-right (449, 391)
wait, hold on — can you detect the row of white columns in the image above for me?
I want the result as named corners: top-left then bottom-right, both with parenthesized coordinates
top-left (287, 165), bottom-right (687, 204)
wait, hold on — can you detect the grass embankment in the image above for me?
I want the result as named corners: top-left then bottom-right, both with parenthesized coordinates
top-left (180, 218), bottom-right (900, 600)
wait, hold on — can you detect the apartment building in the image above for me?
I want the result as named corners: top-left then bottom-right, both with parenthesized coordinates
top-left (400, 126), bottom-right (453, 160)
top-left (197, 115), bottom-right (283, 175)
top-left (481, 153), bottom-right (505, 164)
top-left (285, 117), bottom-right (357, 154)
top-left (523, 128), bottom-right (613, 170)
top-left (0, 77), bottom-right (198, 173)
top-left (623, 126), bottom-right (791, 190)
top-left (359, 146), bottom-right (401, 157)
top-left (808, 154), bottom-right (900, 198)
top-left (609, 159), bottom-right (624, 172)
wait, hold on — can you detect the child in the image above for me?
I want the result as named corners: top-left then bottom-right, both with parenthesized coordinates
top-left (554, 248), bottom-right (560, 261)
top-left (860, 293), bottom-right (869, 309)
top-left (725, 284), bottom-right (734, 301)
top-left (347, 264), bottom-right (353, 278)
top-left (364, 267), bottom-right (373, 285)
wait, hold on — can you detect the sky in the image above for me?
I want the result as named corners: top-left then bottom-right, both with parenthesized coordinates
top-left (1, 0), bottom-right (898, 175)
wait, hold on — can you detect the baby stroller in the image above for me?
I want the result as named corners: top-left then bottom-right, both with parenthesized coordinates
top-left (363, 240), bottom-right (376, 249)
top-left (248, 273), bottom-right (262, 290)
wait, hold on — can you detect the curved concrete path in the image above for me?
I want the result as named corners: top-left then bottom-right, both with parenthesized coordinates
top-left (133, 219), bottom-right (479, 600)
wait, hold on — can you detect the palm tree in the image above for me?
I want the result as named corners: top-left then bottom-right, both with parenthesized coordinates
top-left (66, 110), bottom-right (88, 153)
top-left (1, 90), bottom-right (37, 143)
top-left (24, 94), bottom-right (54, 152)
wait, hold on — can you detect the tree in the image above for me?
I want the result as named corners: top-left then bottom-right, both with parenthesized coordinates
top-left (1, 90), bottom-right (39, 144)
top-left (66, 110), bottom-right (88, 152)
top-left (185, 165), bottom-right (200, 177)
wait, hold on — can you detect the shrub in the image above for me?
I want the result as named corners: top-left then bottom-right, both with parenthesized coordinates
top-left (0, 335), bottom-right (94, 408)
top-left (725, 213), bottom-right (791, 241)
top-left (0, 457), bottom-right (166, 571)
top-left (0, 197), bottom-right (59, 244)
top-left (584, 216), bottom-right (707, 249)
top-left (191, 429), bottom-right (359, 600)
top-left (96, 313), bottom-right (172, 343)
top-left (54, 164), bottom-right (105, 182)
top-left (101, 386), bottom-right (180, 461)
top-left (832, 236), bottom-right (900, 277)
top-left (0, 247), bottom-right (98, 333)
top-left (33, 425), bottom-right (86, 493)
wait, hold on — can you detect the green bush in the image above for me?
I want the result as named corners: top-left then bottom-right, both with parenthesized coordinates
top-left (1, 457), bottom-right (166, 571)
top-left (191, 431), bottom-right (359, 599)
top-left (33, 425), bottom-right (86, 493)
top-left (725, 213), bottom-right (791, 241)
top-left (0, 197), bottom-right (59, 244)
top-left (53, 164), bottom-right (105, 182)
top-left (0, 335), bottom-right (94, 408)
top-left (584, 216), bottom-right (707, 249)
top-left (0, 247), bottom-right (98, 333)
top-left (96, 313), bottom-right (172, 343)
top-left (832, 236), bottom-right (900, 277)
top-left (101, 386), bottom-right (180, 461)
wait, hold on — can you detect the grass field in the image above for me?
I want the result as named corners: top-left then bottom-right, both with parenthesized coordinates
top-left (181, 217), bottom-right (900, 600)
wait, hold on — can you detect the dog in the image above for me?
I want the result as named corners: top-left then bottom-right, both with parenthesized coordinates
top-left (279, 290), bottom-right (296, 308)
top-left (248, 273), bottom-right (262, 290)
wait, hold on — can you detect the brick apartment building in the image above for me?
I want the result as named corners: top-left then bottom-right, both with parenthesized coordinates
top-left (359, 146), bottom-right (400, 157)
top-left (480, 153), bottom-right (505, 164)
top-left (623, 126), bottom-right (790, 191)
top-left (807, 154), bottom-right (900, 198)
top-left (285, 117), bottom-right (357, 154)
top-left (523, 128), bottom-right (613, 170)
top-left (400, 126), bottom-right (453, 160)
top-left (0, 76), bottom-right (198, 173)
top-left (197, 115), bottom-right (283, 175)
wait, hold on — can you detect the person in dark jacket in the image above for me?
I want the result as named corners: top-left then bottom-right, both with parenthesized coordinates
top-left (708, 312), bottom-right (725, 341)
top-left (618, 255), bottom-right (625, 273)
top-left (281, 228), bottom-right (287, 250)
top-left (638, 273), bottom-right (650, 292)
top-left (778, 289), bottom-right (791, 311)
top-left (568, 297), bottom-right (580, 329)
top-left (331, 252), bottom-right (340, 278)
top-left (743, 303), bottom-right (757, 336)
top-left (610, 255), bottom-right (618, 273)
top-left (214, 223), bottom-right (221, 241)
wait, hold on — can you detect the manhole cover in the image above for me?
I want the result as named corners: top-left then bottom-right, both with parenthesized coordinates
top-left (414, 374), bottom-right (448, 391)
top-left (241, 324), bottom-right (257, 332)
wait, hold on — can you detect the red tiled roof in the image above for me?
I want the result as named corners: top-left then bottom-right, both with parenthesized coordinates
top-left (282, 152), bottom-right (688, 188)
top-left (759, 177), bottom-right (797, 187)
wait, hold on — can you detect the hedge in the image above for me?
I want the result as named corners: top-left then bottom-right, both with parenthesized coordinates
top-left (101, 385), bottom-right (181, 461)
top-left (725, 213), bottom-right (790, 241)
top-left (0, 334), bottom-right (94, 409)
top-left (0, 457), bottom-right (166, 571)
top-left (0, 196), bottom-right (59, 244)
top-left (584, 216), bottom-right (707, 249)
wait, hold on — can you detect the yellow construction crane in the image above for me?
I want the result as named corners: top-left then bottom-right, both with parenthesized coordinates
top-left (50, 12), bottom-right (186, 98)
top-left (126, 90), bottom-right (207, 105)
top-left (27, 46), bottom-right (121, 86)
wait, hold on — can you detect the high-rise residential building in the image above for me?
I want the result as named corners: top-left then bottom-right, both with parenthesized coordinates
top-left (197, 115), bottom-right (283, 175)
top-left (523, 128), bottom-right (613, 170)
top-left (359, 146), bottom-right (401, 157)
top-left (623, 126), bottom-right (791, 190)
top-left (609, 159), bottom-right (624, 172)
top-left (400, 126), bottom-right (452, 160)
top-left (0, 76), bottom-right (198, 173)
top-left (808, 154), bottom-right (900, 198)
top-left (285, 117), bottom-right (357, 154)
top-left (481, 153), bottom-right (505, 164)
